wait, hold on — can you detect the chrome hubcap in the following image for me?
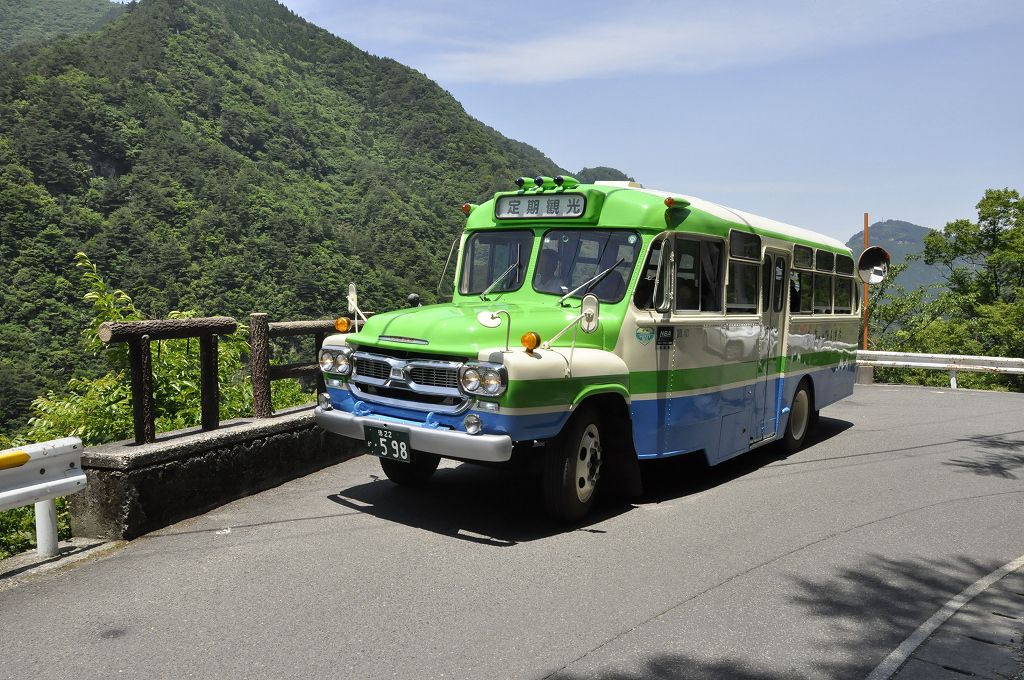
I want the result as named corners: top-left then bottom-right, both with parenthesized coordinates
top-left (791, 390), bottom-right (809, 441)
top-left (575, 424), bottom-right (602, 503)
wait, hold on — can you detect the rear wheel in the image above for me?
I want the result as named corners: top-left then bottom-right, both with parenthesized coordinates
top-left (783, 380), bottom-right (814, 453)
top-left (544, 406), bottom-right (603, 522)
top-left (379, 452), bottom-right (440, 487)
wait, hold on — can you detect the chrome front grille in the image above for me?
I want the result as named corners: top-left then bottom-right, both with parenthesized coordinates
top-left (409, 365), bottom-right (459, 389)
top-left (353, 356), bottom-right (391, 381)
top-left (350, 350), bottom-right (468, 414)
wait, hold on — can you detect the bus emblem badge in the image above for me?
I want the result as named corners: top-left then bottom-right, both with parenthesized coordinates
top-left (635, 327), bottom-right (655, 346)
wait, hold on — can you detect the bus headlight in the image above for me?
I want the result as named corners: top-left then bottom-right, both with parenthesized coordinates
top-left (458, 363), bottom-right (507, 397)
top-left (319, 347), bottom-right (352, 376)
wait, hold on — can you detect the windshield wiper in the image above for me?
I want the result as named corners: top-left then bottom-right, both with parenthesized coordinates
top-left (558, 257), bottom-right (625, 305)
top-left (479, 244), bottom-right (522, 301)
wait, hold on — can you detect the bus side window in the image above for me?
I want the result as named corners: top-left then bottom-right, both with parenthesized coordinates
top-left (834, 277), bottom-right (853, 313)
top-left (726, 260), bottom-right (759, 313)
top-left (814, 274), bottom-right (833, 314)
top-left (799, 272), bottom-right (814, 313)
top-left (790, 271), bottom-right (801, 313)
top-left (633, 237), bottom-right (664, 309)
top-left (676, 237), bottom-right (723, 312)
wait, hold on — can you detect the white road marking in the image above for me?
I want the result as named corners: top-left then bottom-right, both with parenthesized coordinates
top-left (864, 552), bottom-right (1024, 680)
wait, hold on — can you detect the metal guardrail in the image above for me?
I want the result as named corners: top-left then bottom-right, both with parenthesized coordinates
top-left (0, 437), bottom-right (87, 557)
top-left (857, 351), bottom-right (1024, 389)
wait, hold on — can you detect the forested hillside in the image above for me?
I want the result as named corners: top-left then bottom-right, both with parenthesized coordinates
top-left (0, 0), bottom-right (125, 48)
top-left (0, 0), bottom-right (567, 434)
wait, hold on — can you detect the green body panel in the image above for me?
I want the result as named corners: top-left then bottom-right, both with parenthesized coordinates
top-left (348, 300), bottom-right (616, 356)
top-left (467, 185), bottom-right (853, 255)
top-left (502, 374), bottom-right (628, 409)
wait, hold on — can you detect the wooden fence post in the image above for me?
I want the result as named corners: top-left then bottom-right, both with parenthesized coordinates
top-left (128, 335), bottom-right (155, 444)
top-left (250, 313), bottom-right (272, 418)
top-left (199, 334), bottom-right (220, 430)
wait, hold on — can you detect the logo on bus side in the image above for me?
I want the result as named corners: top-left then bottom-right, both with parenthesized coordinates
top-left (635, 327), bottom-right (655, 345)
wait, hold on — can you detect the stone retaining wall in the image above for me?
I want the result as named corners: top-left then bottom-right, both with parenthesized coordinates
top-left (69, 407), bottom-right (360, 539)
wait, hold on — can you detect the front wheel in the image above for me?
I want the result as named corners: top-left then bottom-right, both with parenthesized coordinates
top-left (543, 407), bottom-right (603, 522)
top-left (783, 380), bottom-right (814, 453)
top-left (379, 452), bottom-right (440, 487)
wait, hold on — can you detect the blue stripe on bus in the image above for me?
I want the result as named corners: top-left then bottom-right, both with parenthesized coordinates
top-left (326, 362), bottom-right (854, 462)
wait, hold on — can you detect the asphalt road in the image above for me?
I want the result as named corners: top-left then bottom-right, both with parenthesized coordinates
top-left (2, 384), bottom-right (1024, 680)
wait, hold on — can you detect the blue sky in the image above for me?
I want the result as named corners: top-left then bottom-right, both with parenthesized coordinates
top-left (278, 0), bottom-right (1024, 242)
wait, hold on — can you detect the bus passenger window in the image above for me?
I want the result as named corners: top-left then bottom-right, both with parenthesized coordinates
top-left (799, 272), bottom-right (814, 313)
top-left (726, 261), bottom-right (759, 313)
top-left (675, 239), bottom-right (700, 310)
top-left (813, 274), bottom-right (833, 313)
top-left (773, 258), bottom-right (786, 313)
top-left (790, 271), bottom-right (801, 313)
top-left (761, 255), bottom-right (772, 313)
top-left (700, 241), bottom-right (723, 312)
top-left (834, 278), bottom-right (853, 313)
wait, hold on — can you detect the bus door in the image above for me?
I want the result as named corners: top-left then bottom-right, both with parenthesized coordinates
top-left (751, 251), bottom-right (788, 442)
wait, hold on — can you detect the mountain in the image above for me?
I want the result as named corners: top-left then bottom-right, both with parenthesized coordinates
top-left (0, 0), bottom-right (126, 49)
top-left (846, 219), bottom-right (946, 291)
top-left (0, 0), bottom-right (566, 433)
top-left (575, 167), bottom-right (635, 184)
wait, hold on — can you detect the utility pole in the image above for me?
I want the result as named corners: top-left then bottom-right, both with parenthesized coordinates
top-left (862, 212), bottom-right (869, 350)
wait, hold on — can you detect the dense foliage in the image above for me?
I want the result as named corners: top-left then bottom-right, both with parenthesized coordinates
top-left (867, 188), bottom-right (1024, 390)
top-left (0, 0), bottom-right (124, 49)
top-left (0, 0), bottom-right (566, 436)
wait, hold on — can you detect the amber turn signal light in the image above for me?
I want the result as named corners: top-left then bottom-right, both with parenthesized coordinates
top-left (521, 331), bottom-right (541, 353)
top-left (335, 317), bottom-right (351, 333)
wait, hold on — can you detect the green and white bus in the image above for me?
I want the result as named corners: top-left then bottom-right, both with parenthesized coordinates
top-left (315, 177), bottom-right (883, 520)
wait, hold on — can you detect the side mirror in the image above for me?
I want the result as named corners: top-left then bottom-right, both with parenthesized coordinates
top-left (347, 283), bottom-right (358, 314)
top-left (580, 294), bottom-right (600, 333)
top-left (857, 246), bottom-right (891, 284)
top-left (407, 293), bottom-right (421, 308)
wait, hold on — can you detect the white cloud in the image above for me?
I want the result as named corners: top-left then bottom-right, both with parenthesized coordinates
top-left (411, 0), bottom-right (1024, 83)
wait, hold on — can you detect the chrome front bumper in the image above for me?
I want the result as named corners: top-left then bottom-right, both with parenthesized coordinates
top-left (314, 407), bottom-right (513, 463)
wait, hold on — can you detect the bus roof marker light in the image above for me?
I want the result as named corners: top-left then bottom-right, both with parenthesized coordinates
top-left (515, 177), bottom-right (532, 190)
top-left (664, 196), bottom-right (690, 208)
top-left (461, 202), bottom-right (477, 216)
top-left (534, 176), bottom-right (557, 190)
top-left (554, 175), bottom-right (580, 189)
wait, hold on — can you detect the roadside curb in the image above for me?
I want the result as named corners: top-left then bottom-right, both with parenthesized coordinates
top-left (0, 538), bottom-right (126, 593)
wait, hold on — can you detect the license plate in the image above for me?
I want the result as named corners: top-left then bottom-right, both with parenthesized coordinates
top-left (364, 424), bottom-right (412, 463)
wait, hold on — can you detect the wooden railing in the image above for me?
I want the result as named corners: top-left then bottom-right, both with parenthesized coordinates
top-left (99, 314), bottom-right (340, 444)
top-left (99, 317), bottom-right (238, 444)
top-left (249, 313), bottom-right (336, 418)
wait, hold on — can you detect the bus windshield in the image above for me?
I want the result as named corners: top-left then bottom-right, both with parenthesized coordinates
top-left (533, 230), bottom-right (641, 303)
top-left (459, 231), bottom-right (533, 295)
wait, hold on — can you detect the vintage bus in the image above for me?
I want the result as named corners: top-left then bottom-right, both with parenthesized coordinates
top-left (315, 177), bottom-right (883, 521)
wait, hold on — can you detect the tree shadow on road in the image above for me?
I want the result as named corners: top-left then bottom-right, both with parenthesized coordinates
top-left (552, 553), bottom-right (1002, 680)
top-left (786, 553), bottom-right (1003, 678)
top-left (945, 430), bottom-right (1024, 478)
top-left (548, 653), bottom-right (801, 680)
top-left (326, 416), bottom-right (853, 545)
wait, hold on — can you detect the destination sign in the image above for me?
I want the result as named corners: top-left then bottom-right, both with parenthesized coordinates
top-left (495, 194), bottom-right (586, 219)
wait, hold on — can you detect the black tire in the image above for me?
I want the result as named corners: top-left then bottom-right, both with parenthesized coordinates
top-left (543, 406), bottom-right (603, 522)
top-left (379, 452), bottom-right (440, 487)
top-left (783, 380), bottom-right (814, 453)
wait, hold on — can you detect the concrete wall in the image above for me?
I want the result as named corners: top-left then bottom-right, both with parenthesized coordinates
top-left (70, 407), bottom-right (361, 540)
